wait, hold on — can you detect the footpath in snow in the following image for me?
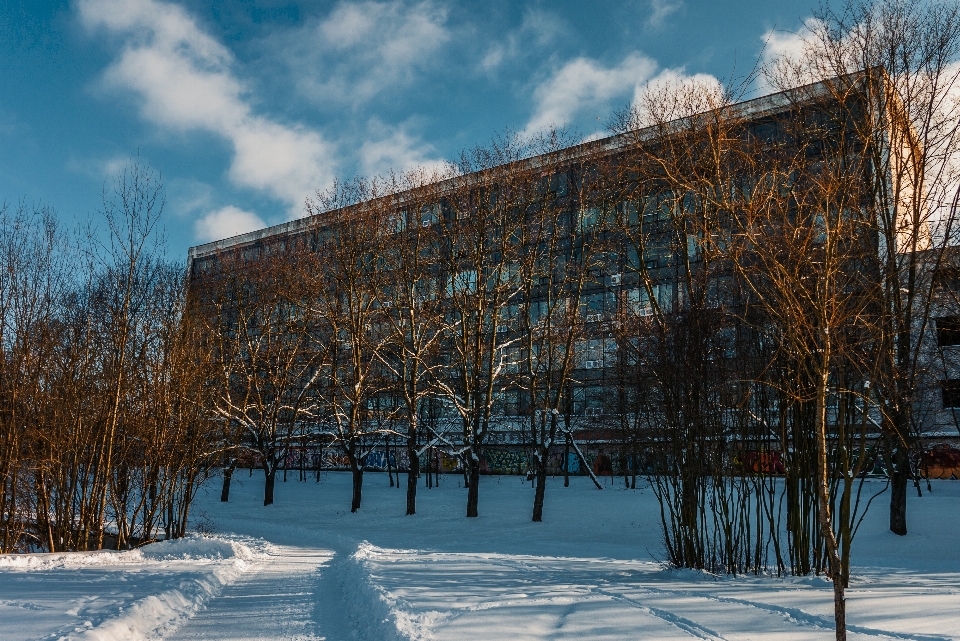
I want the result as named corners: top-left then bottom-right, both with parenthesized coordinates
top-left (163, 544), bottom-right (332, 641)
top-left (1, 472), bottom-right (959, 640)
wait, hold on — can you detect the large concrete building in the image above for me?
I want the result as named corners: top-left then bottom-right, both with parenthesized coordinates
top-left (188, 72), bottom-right (959, 477)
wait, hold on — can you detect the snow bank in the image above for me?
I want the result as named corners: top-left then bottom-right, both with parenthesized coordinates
top-left (138, 534), bottom-right (262, 563)
top-left (0, 534), bottom-right (263, 571)
top-left (0, 535), bottom-right (266, 641)
top-left (319, 540), bottom-right (420, 641)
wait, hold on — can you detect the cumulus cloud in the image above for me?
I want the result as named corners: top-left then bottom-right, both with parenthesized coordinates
top-left (524, 53), bottom-right (658, 135)
top-left (761, 19), bottom-right (824, 67)
top-left (77, 0), bottom-right (336, 225)
top-left (285, 0), bottom-right (450, 106)
top-left (524, 51), bottom-right (725, 135)
top-left (194, 205), bottom-right (266, 243)
top-left (628, 69), bottom-right (726, 127)
top-left (756, 18), bottom-right (826, 92)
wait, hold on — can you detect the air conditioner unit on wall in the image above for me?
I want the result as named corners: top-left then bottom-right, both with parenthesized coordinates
top-left (609, 273), bottom-right (622, 285)
top-left (584, 360), bottom-right (600, 369)
top-left (586, 313), bottom-right (602, 323)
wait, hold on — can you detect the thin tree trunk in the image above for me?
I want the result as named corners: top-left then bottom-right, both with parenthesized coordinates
top-left (532, 449), bottom-right (548, 522)
top-left (406, 441), bottom-right (419, 515)
top-left (815, 362), bottom-right (846, 641)
top-left (351, 464), bottom-right (364, 513)
top-left (178, 475), bottom-right (195, 539)
top-left (466, 455), bottom-right (480, 517)
top-left (889, 443), bottom-right (909, 536)
top-left (386, 439), bottom-right (394, 487)
top-left (220, 466), bottom-right (233, 503)
top-left (263, 465), bottom-right (276, 506)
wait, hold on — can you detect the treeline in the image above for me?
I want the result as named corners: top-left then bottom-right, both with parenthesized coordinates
top-left (0, 164), bottom-right (219, 553)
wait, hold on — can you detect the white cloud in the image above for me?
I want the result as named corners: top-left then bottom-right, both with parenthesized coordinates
top-left (481, 8), bottom-right (567, 73)
top-left (757, 18), bottom-right (825, 91)
top-left (194, 205), bottom-right (266, 243)
top-left (628, 69), bottom-right (726, 127)
top-left (77, 0), bottom-right (336, 225)
top-left (761, 19), bottom-right (820, 65)
top-left (524, 51), bottom-right (726, 135)
top-left (287, 0), bottom-right (450, 106)
top-left (647, 0), bottom-right (682, 30)
top-left (358, 121), bottom-right (445, 177)
top-left (632, 69), bottom-right (724, 108)
top-left (524, 53), bottom-right (658, 135)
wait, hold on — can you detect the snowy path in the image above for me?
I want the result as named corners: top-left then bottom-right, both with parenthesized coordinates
top-left (163, 545), bottom-right (332, 641)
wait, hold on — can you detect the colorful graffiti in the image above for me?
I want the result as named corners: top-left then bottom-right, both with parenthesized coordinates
top-left (484, 449), bottom-right (529, 475)
top-left (230, 444), bottom-right (709, 477)
top-left (921, 444), bottom-right (960, 479)
top-left (733, 450), bottom-right (786, 475)
top-left (419, 450), bottom-right (461, 473)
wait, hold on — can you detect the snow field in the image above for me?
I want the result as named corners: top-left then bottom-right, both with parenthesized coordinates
top-left (190, 472), bottom-right (960, 640)
top-left (1, 472), bottom-right (958, 640)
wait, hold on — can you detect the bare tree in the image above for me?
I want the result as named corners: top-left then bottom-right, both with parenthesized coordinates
top-left (203, 243), bottom-right (322, 507)
top-left (377, 169), bottom-right (448, 515)
top-left (732, 94), bottom-right (882, 639)
top-left (85, 160), bottom-right (166, 548)
top-left (0, 204), bottom-right (68, 552)
top-left (433, 139), bottom-right (530, 518)
top-left (765, 0), bottom-right (960, 537)
top-left (306, 180), bottom-right (396, 513)
top-left (513, 136), bottom-right (614, 521)
top-left (609, 76), bottom-right (780, 574)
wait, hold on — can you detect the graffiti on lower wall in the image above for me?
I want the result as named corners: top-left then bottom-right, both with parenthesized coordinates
top-left (233, 444), bottom-right (677, 477)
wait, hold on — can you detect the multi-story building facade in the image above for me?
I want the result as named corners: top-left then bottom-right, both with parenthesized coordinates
top-left (189, 72), bottom-right (957, 477)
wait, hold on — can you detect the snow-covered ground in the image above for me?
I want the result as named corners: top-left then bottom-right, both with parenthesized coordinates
top-left (2, 472), bottom-right (959, 640)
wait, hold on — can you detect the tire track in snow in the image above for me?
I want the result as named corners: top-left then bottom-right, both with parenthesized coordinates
top-left (360, 548), bottom-right (955, 641)
top-left (467, 553), bottom-right (957, 641)
top-left (609, 582), bottom-right (955, 641)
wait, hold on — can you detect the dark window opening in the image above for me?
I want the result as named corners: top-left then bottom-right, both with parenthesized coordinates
top-left (934, 267), bottom-right (960, 292)
top-left (943, 380), bottom-right (960, 409)
top-left (937, 317), bottom-right (960, 347)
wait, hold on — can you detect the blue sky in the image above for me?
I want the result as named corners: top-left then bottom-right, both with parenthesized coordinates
top-left (0, 0), bottom-right (822, 258)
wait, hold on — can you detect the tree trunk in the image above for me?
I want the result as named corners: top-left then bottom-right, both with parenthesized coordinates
top-left (532, 450), bottom-right (548, 522)
top-left (386, 440), bottom-right (395, 487)
top-left (220, 466), bottom-right (233, 503)
top-left (815, 362), bottom-right (846, 641)
top-left (263, 466), bottom-right (276, 506)
top-left (466, 456), bottom-right (480, 517)
top-left (406, 442), bottom-right (419, 515)
top-left (563, 436), bottom-right (570, 487)
top-left (351, 465), bottom-right (364, 513)
top-left (889, 443), bottom-right (909, 536)
top-left (179, 475), bottom-right (195, 538)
